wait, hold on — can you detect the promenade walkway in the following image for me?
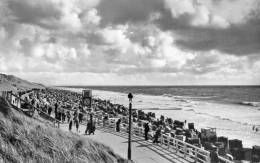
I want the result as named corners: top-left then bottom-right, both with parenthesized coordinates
top-left (60, 124), bottom-right (194, 163)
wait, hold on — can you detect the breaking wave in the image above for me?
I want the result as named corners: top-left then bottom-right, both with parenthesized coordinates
top-left (237, 101), bottom-right (260, 107)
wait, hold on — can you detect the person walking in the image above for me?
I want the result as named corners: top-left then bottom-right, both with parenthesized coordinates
top-left (85, 121), bottom-right (91, 135)
top-left (54, 102), bottom-right (58, 119)
top-left (69, 119), bottom-right (73, 132)
top-left (74, 114), bottom-right (79, 133)
top-left (61, 108), bottom-right (65, 122)
top-left (48, 105), bottom-right (52, 116)
top-left (79, 112), bottom-right (83, 123)
top-left (66, 111), bottom-right (71, 123)
top-left (144, 123), bottom-right (150, 141)
top-left (116, 118), bottom-right (121, 132)
top-left (91, 120), bottom-right (96, 135)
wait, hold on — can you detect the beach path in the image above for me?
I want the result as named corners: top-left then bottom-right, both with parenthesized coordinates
top-left (60, 124), bottom-right (194, 163)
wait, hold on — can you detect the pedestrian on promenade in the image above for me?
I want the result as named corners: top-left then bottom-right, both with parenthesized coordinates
top-left (79, 112), bottom-right (83, 123)
top-left (61, 108), bottom-right (65, 122)
top-left (74, 114), bottom-right (79, 133)
top-left (116, 118), bottom-right (121, 132)
top-left (85, 121), bottom-right (91, 135)
top-left (69, 119), bottom-right (73, 132)
top-left (57, 109), bottom-right (62, 121)
top-left (153, 126), bottom-right (162, 144)
top-left (91, 121), bottom-right (96, 135)
top-left (66, 111), bottom-right (71, 123)
top-left (144, 123), bottom-right (150, 141)
top-left (85, 120), bottom-right (96, 135)
top-left (48, 105), bottom-right (52, 115)
top-left (54, 102), bottom-right (58, 119)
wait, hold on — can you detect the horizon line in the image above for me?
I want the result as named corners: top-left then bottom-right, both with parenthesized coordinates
top-left (52, 84), bottom-right (260, 87)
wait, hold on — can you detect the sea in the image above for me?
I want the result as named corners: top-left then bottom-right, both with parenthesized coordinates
top-left (59, 86), bottom-right (260, 148)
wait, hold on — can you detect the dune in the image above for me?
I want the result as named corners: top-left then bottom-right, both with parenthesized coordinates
top-left (0, 97), bottom-right (127, 163)
top-left (0, 73), bottom-right (45, 92)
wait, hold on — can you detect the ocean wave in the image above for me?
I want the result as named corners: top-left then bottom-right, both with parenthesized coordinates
top-left (175, 98), bottom-right (189, 103)
top-left (221, 117), bottom-right (233, 122)
top-left (162, 93), bottom-right (173, 97)
top-left (161, 94), bottom-right (191, 103)
top-left (237, 101), bottom-right (260, 107)
top-left (193, 111), bottom-right (255, 126)
top-left (139, 107), bottom-right (182, 111)
top-left (185, 95), bottom-right (218, 99)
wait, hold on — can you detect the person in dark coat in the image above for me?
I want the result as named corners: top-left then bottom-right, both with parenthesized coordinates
top-left (92, 122), bottom-right (96, 135)
top-left (54, 102), bottom-right (58, 119)
top-left (48, 105), bottom-right (52, 115)
top-left (116, 119), bottom-right (121, 132)
top-left (57, 110), bottom-right (62, 121)
top-left (85, 120), bottom-right (95, 135)
top-left (79, 112), bottom-right (83, 123)
top-left (85, 121), bottom-right (91, 135)
top-left (144, 123), bottom-right (150, 141)
top-left (69, 119), bottom-right (73, 131)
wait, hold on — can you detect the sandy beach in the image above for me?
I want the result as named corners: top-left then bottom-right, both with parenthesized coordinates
top-left (60, 87), bottom-right (260, 148)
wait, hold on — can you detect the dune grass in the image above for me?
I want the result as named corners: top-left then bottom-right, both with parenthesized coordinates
top-left (0, 97), bottom-right (127, 163)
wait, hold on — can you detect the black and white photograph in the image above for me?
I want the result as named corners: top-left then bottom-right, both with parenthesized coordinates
top-left (0, 0), bottom-right (260, 162)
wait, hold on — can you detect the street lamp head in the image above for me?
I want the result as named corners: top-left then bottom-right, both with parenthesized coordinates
top-left (128, 93), bottom-right (133, 100)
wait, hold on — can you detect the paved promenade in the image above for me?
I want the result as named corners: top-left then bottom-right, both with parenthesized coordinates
top-left (60, 124), bottom-right (194, 163)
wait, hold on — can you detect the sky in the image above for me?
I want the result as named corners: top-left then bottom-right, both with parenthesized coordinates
top-left (0, 0), bottom-right (260, 85)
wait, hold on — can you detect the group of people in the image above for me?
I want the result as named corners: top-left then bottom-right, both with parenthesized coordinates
top-left (21, 89), bottom-right (199, 143)
top-left (20, 89), bottom-right (86, 133)
top-left (252, 125), bottom-right (259, 132)
top-left (114, 118), bottom-right (161, 143)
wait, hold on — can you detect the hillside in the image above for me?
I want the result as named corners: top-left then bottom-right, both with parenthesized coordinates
top-left (0, 73), bottom-right (45, 92)
top-left (0, 97), bottom-right (127, 163)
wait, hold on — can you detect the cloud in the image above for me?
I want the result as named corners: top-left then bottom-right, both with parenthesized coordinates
top-left (174, 20), bottom-right (260, 55)
top-left (156, 0), bottom-right (260, 55)
top-left (6, 0), bottom-right (100, 31)
top-left (0, 0), bottom-right (259, 85)
top-left (97, 0), bottom-right (164, 25)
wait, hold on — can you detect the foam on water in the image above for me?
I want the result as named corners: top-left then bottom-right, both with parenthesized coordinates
top-left (59, 87), bottom-right (260, 147)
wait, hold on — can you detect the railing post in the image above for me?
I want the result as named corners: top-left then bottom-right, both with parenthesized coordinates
top-left (195, 148), bottom-right (198, 163)
top-left (176, 140), bottom-right (179, 153)
top-left (184, 143), bottom-right (187, 158)
top-left (206, 152), bottom-right (211, 163)
top-left (167, 137), bottom-right (170, 149)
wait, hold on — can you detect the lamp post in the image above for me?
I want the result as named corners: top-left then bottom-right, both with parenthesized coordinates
top-left (127, 93), bottom-right (133, 160)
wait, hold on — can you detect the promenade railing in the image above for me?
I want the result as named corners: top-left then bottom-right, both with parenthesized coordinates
top-left (96, 118), bottom-right (233, 163)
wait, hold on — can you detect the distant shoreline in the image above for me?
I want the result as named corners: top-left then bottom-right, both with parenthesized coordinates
top-left (56, 85), bottom-right (260, 87)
